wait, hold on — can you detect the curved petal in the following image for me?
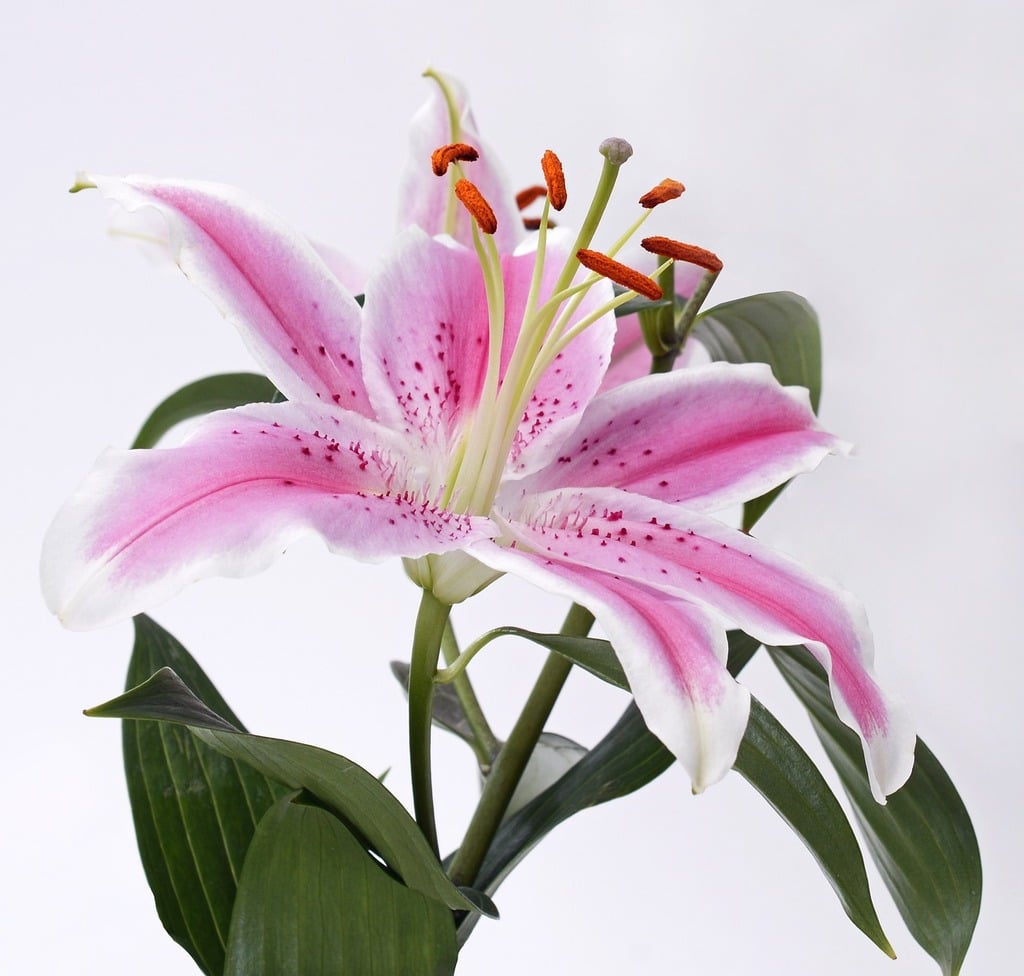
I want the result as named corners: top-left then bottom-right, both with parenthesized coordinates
top-left (489, 488), bottom-right (914, 800)
top-left (396, 71), bottom-right (523, 251)
top-left (41, 403), bottom-right (492, 630)
top-left (469, 541), bottom-right (749, 792)
top-left (88, 175), bottom-right (375, 416)
top-left (521, 363), bottom-right (844, 512)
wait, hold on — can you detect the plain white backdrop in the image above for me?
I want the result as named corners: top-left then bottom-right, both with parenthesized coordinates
top-left (4, 1), bottom-right (1020, 972)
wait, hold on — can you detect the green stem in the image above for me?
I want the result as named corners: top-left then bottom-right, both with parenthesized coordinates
top-left (448, 603), bottom-right (595, 888)
top-left (408, 589), bottom-right (452, 856)
top-left (441, 620), bottom-right (500, 767)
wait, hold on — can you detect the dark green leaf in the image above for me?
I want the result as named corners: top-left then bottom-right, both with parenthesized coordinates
top-left (461, 631), bottom-right (891, 955)
top-left (88, 655), bottom-right (484, 917)
top-left (224, 794), bottom-right (457, 976)
top-left (131, 372), bottom-right (279, 449)
top-left (769, 645), bottom-right (982, 975)
top-left (692, 292), bottom-right (822, 530)
top-left (736, 698), bottom-right (893, 955)
top-left (112, 615), bottom-right (288, 975)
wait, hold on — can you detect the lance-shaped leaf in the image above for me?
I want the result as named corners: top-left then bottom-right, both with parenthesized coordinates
top-left (131, 372), bottom-right (280, 449)
top-left (692, 292), bottom-right (822, 530)
top-left (458, 631), bottom-right (890, 955)
top-left (88, 661), bottom-right (486, 916)
top-left (769, 644), bottom-right (982, 976)
top-left (223, 793), bottom-right (457, 976)
top-left (109, 615), bottom-right (288, 975)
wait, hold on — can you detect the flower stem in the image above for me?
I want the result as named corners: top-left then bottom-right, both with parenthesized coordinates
top-left (448, 603), bottom-right (595, 888)
top-left (408, 588), bottom-right (453, 856)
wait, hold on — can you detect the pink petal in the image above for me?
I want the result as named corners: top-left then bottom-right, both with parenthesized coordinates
top-left (470, 541), bottom-right (749, 791)
top-left (396, 72), bottom-right (523, 251)
top-left (361, 229), bottom-right (491, 450)
top-left (361, 230), bottom-right (614, 464)
top-left (489, 489), bottom-right (914, 800)
top-left (41, 403), bottom-right (491, 630)
top-left (522, 363), bottom-right (844, 512)
top-left (88, 175), bottom-right (375, 417)
top-left (501, 231), bottom-right (616, 473)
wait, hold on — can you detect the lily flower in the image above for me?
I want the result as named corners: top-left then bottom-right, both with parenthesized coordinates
top-left (41, 113), bottom-right (912, 802)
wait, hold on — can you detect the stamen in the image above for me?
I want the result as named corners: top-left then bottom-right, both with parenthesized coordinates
top-left (541, 150), bottom-right (567, 210)
top-left (641, 236), bottom-right (723, 273)
top-left (523, 217), bottom-right (556, 231)
top-left (639, 178), bottom-right (686, 209)
top-left (454, 179), bottom-right (498, 234)
top-left (431, 142), bottom-right (480, 176)
top-left (516, 185), bottom-right (548, 210)
top-left (576, 248), bottom-right (663, 300)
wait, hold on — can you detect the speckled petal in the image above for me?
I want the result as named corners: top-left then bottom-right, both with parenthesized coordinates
top-left (485, 488), bottom-right (913, 800)
top-left (523, 363), bottom-right (844, 512)
top-left (41, 402), bottom-right (492, 630)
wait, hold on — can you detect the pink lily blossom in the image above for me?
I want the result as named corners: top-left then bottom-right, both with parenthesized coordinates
top-left (41, 89), bottom-right (913, 801)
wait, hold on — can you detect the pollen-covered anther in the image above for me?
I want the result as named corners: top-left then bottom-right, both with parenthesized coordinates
top-left (454, 178), bottom-right (498, 234)
top-left (523, 216), bottom-right (557, 231)
top-left (431, 142), bottom-right (480, 176)
top-left (638, 178), bottom-right (686, 209)
top-left (641, 236), bottom-right (723, 273)
top-left (541, 150), bottom-right (567, 210)
top-left (577, 248), bottom-right (663, 300)
top-left (516, 185), bottom-right (547, 210)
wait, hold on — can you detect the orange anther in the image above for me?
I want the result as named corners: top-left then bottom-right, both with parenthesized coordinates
top-left (516, 185), bottom-right (548, 210)
top-left (431, 142), bottom-right (480, 176)
top-left (523, 216), bottom-right (557, 231)
top-left (638, 178), bottom-right (686, 209)
top-left (641, 236), bottom-right (723, 273)
top-left (454, 179), bottom-right (498, 234)
top-left (541, 150), bottom-right (567, 210)
top-left (576, 249), bottom-right (663, 301)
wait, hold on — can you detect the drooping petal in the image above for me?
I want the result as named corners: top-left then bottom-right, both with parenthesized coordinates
top-left (41, 403), bottom-right (492, 630)
top-left (396, 71), bottom-right (523, 251)
top-left (88, 175), bottom-right (375, 416)
top-left (521, 363), bottom-right (844, 512)
top-left (487, 489), bottom-right (914, 800)
top-left (468, 541), bottom-right (749, 791)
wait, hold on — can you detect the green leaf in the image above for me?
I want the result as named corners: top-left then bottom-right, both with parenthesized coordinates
top-left (131, 372), bottom-right (279, 449)
top-left (112, 615), bottom-right (288, 975)
top-left (736, 698), bottom-right (893, 956)
top-left (224, 794), bottom-right (457, 976)
top-left (692, 292), bottom-right (822, 530)
top-left (462, 631), bottom-right (892, 957)
top-left (88, 659), bottom-right (484, 917)
top-left (769, 644), bottom-right (982, 975)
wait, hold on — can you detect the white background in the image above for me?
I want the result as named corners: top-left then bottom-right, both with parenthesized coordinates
top-left (3, 1), bottom-right (1020, 973)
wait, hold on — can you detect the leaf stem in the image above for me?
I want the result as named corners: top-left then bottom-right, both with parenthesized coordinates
top-left (440, 620), bottom-right (500, 766)
top-left (408, 589), bottom-right (452, 856)
top-left (448, 603), bottom-right (595, 888)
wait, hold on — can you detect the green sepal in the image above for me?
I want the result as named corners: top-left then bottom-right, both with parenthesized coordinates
top-left (769, 644), bottom-right (982, 975)
top-left (131, 372), bottom-right (280, 449)
top-left (223, 793), bottom-right (457, 976)
top-left (692, 292), bottom-right (822, 530)
top-left (111, 615), bottom-right (288, 975)
top-left (88, 651), bottom-right (486, 917)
